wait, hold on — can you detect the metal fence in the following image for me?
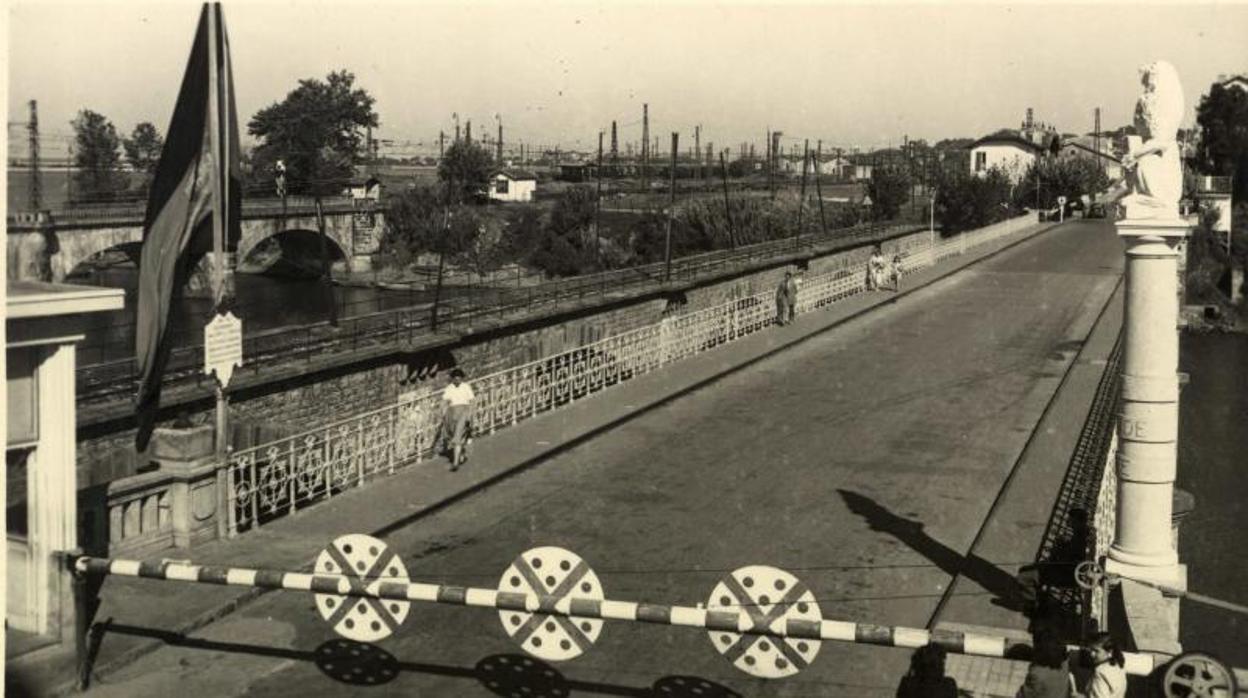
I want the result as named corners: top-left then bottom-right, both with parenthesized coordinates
top-left (74, 219), bottom-right (924, 405)
top-left (224, 214), bottom-right (1040, 536)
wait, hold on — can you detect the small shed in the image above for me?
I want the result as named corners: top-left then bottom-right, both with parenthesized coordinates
top-left (489, 169), bottom-right (538, 203)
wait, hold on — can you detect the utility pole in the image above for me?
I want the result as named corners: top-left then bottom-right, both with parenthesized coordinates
top-left (694, 125), bottom-right (701, 181)
top-left (596, 131), bottom-right (604, 267)
top-left (611, 121), bottom-right (619, 162)
top-left (815, 140), bottom-right (827, 236)
top-left (27, 99), bottom-right (41, 212)
top-left (797, 139), bottom-right (809, 250)
top-left (720, 151), bottom-right (736, 249)
top-left (642, 103), bottom-right (650, 193)
top-left (439, 131), bottom-right (445, 160)
top-left (766, 129), bottom-right (773, 198)
top-left (665, 132), bottom-right (677, 281)
top-left (466, 119), bottom-right (472, 144)
top-left (497, 116), bottom-right (504, 162)
top-left (771, 131), bottom-right (782, 199)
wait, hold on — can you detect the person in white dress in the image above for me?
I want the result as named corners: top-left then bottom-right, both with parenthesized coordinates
top-left (440, 368), bottom-right (475, 470)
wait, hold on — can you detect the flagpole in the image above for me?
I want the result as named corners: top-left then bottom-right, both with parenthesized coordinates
top-left (206, 3), bottom-right (230, 463)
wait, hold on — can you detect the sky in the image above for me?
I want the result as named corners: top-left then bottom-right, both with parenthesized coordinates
top-left (6, 1), bottom-right (1248, 159)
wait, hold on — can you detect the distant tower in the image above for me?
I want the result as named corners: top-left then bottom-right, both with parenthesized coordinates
top-left (466, 119), bottom-right (472, 143)
top-left (611, 121), bottom-right (619, 162)
top-left (497, 119), bottom-right (504, 162)
top-left (642, 103), bottom-right (650, 184)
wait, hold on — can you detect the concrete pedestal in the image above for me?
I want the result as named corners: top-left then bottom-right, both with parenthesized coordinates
top-left (150, 426), bottom-right (222, 548)
top-left (1108, 218), bottom-right (1190, 590)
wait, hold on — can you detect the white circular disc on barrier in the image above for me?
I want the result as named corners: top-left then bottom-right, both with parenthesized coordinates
top-left (706, 565), bottom-right (822, 679)
top-left (314, 534), bottom-right (410, 643)
top-left (497, 546), bottom-right (604, 662)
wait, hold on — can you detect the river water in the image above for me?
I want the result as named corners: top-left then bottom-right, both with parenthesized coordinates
top-left (71, 266), bottom-right (431, 365)
top-left (1176, 331), bottom-right (1248, 667)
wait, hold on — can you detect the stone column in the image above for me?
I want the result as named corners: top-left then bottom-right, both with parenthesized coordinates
top-left (1106, 218), bottom-right (1190, 589)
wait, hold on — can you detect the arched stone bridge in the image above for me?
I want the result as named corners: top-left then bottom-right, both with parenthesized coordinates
top-left (5, 197), bottom-right (384, 282)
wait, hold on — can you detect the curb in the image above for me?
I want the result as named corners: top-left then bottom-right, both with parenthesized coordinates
top-left (65, 219), bottom-right (1064, 694)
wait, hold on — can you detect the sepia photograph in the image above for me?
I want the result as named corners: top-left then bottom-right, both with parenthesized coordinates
top-left (4, 1), bottom-right (1248, 695)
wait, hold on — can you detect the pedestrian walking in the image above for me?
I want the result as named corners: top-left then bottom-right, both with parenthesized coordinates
top-left (439, 368), bottom-right (475, 471)
top-left (896, 643), bottom-right (959, 698)
top-left (1018, 625), bottom-right (1074, 698)
top-left (1072, 633), bottom-right (1127, 698)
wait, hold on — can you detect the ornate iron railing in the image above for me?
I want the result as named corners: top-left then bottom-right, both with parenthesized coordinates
top-left (1089, 430), bottom-right (1119, 628)
top-left (225, 214), bottom-right (1041, 535)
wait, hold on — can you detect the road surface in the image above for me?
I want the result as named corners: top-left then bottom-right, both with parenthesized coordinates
top-left (83, 219), bottom-right (1124, 697)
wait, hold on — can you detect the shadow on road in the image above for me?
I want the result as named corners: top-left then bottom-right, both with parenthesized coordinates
top-left (96, 623), bottom-right (743, 697)
top-left (837, 489), bottom-right (1026, 615)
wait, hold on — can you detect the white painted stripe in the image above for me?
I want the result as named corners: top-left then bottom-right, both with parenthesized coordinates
top-left (599, 600), bottom-right (638, 621)
top-left (962, 633), bottom-right (1006, 657)
top-left (464, 588), bottom-right (498, 608)
top-left (405, 583), bottom-right (439, 602)
top-left (165, 564), bottom-right (201, 582)
top-left (112, 560), bottom-right (142, 577)
top-left (892, 627), bottom-right (931, 649)
top-left (820, 620), bottom-right (857, 642)
top-left (1124, 653), bottom-right (1155, 677)
top-left (283, 573), bottom-right (314, 591)
top-left (668, 605), bottom-right (706, 628)
top-left (226, 569), bottom-right (257, 587)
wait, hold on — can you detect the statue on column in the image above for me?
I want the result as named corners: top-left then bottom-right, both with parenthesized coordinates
top-left (1101, 60), bottom-right (1185, 220)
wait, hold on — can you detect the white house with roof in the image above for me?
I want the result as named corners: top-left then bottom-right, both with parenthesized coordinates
top-left (1059, 137), bottom-right (1123, 181)
top-left (489, 169), bottom-right (537, 203)
top-left (969, 130), bottom-right (1044, 183)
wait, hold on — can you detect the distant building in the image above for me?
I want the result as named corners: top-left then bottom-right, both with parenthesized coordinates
top-left (345, 176), bottom-right (382, 201)
top-left (969, 130), bottom-right (1044, 183)
top-left (1059, 137), bottom-right (1123, 181)
top-left (489, 169), bottom-right (537, 203)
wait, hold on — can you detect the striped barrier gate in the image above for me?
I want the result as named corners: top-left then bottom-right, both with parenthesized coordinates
top-left (68, 535), bottom-right (1237, 695)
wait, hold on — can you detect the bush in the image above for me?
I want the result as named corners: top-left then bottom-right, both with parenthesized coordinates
top-left (934, 168), bottom-right (1015, 235)
top-left (1013, 157), bottom-right (1111, 212)
top-left (867, 166), bottom-right (911, 220)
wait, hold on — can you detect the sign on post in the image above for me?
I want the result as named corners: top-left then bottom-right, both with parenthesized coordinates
top-left (204, 311), bottom-right (243, 388)
top-left (1057, 196), bottom-right (1067, 222)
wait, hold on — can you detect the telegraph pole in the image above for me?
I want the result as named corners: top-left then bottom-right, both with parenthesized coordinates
top-left (497, 116), bottom-right (504, 162)
top-left (815, 140), bottom-right (827, 236)
top-left (766, 129), bottom-right (773, 198)
top-left (596, 131), bottom-right (604, 267)
top-left (642, 103), bottom-right (650, 193)
top-left (665, 132), bottom-right (678, 281)
top-left (694, 125), bottom-right (701, 181)
top-left (611, 121), bottom-right (619, 162)
top-left (27, 99), bottom-right (41, 211)
top-left (797, 139), bottom-right (809, 250)
top-left (720, 151), bottom-right (736, 249)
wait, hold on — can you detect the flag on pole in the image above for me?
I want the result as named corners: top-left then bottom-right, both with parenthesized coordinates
top-left (135, 3), bottom-right (241, 451)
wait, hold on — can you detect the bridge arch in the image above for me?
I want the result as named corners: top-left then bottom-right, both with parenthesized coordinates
top-left (239, 228), bottom-right (348, 276)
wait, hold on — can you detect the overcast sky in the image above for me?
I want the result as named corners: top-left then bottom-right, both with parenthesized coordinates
top-left (7, 1), bottom-right (1248, 158)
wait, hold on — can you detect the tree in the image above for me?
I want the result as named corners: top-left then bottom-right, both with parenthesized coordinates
top-left (438, 141), bottom-right (494, 202)
top-left (934, 168), bottom-right (1014, 234)
top-left (248, 70), bottom-right (379, 197)
top-left (1194, 82), bottom-right (1248, 177)
top-left (123, 122), bottom-right (164, 177)
top-left (71, 109), bottom-right (128, 202)
top-left (1013, 156), bottom-right (1110, 212)
top-left (866, 166), bottom-right (911, 220)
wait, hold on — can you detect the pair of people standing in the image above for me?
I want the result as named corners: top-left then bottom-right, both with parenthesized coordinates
top-left (867, 245), bottom-right (902, 292)
top-left (775, 270), bottom-right (800, 326)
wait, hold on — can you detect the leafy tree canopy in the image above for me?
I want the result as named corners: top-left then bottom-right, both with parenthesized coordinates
top-left (438, 141), bottom-right (494, 202)
top-left (248, 70), bottom-right (379, 197)
top-left (866, 166), bottom-right (911, 220)
top-left (71, 109), bottom-right (129, 202)
top-left (123, 122), bottom-right (164, 177)
top-left (1195, 82), bottom-right (1248, 177)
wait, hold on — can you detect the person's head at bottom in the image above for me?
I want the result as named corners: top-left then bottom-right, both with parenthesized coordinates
top-left (1085, 632), bottom-right (1125, 669)
top-left (450, 368), bottom-right (466, 385)
top-left (909, 643), bottom-right (948, 681)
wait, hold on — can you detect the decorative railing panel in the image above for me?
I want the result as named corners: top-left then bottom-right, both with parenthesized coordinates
top-left (225, 215), bottom-right (1042, 535)
top-left (1089, 430), bottom-right (1119, 628)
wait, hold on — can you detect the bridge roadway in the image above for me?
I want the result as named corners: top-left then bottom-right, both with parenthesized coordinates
top-left (82, 219), bottom-right (1123, 697)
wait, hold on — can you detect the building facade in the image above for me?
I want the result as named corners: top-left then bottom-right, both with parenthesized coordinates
top-left (489, 169), bottom-right (537, 202)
